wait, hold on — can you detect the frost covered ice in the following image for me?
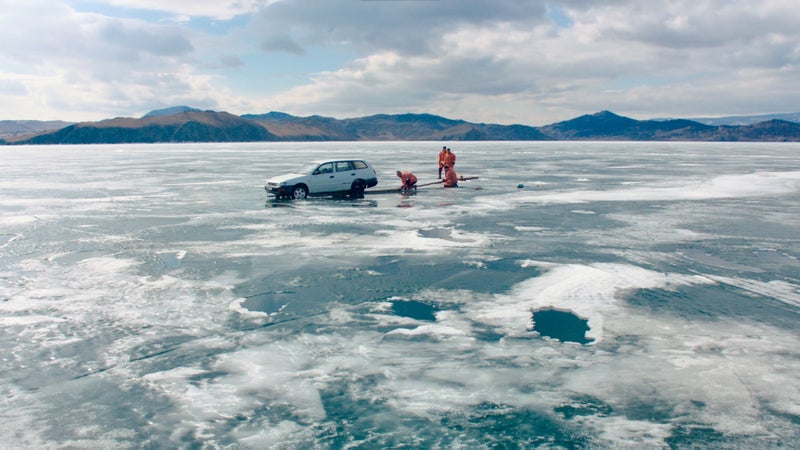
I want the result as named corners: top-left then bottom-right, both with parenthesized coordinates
top-left (1, 141), bottom-right (799, 447)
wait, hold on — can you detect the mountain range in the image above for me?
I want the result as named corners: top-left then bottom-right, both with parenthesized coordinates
top-left (0, 120), bottom-right (74, 139)
top-left (2, 107), bottom-right (799, 144)
top-left (656, 112), bottom-right (800, 126)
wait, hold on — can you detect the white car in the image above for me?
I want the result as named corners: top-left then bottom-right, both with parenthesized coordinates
top-left (265, 159), bottom-right (379, 199)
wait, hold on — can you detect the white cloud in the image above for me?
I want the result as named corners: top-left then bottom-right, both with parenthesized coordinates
top-left (0, 0), bottom-right (798, 123)
top-left (101, 0), bottom-right (278, 21)
top-left (0, 0), bottom-right (225, 119)
top-left (248, 0), bottom-right (800, 123)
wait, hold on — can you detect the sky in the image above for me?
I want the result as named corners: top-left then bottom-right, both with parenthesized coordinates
top-left (0, 0), bottom-right (798, 126)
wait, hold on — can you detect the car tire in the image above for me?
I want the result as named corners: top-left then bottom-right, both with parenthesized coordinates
top-left (291, 185), bottom-right (309, 199)
top-left (350, 180), bottom-right (366, 198)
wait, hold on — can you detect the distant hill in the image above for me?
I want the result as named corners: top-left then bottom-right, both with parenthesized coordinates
top-left (540, 111), bottom-right (716, 141)
top-left (660, 112), bottom-right (800, 126)
top-left (13, 110), bottom-right (278, 144)
top-left (243, 112), bottom-right (359, 140)
top-left (710, 119), bottom-right (800, 142)
top-left (0, 120), bottom-right (74, 140)
top-left (540, 111), bottom-right (800, 141)
top-left (4, 108), bottom-right (800, 144)
top-left (142, 106), bottom-right (202, 118)
top-left (244, 112), bottom-right (552, 141)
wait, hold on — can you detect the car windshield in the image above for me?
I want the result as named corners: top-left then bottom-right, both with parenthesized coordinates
top-left (294, 162), bottom-right (320, 174)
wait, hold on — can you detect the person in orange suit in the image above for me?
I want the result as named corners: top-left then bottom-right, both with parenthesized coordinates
top-left (396, 170), bottom-right (418, 191)
top-left (442, 165), bottom-right (458, 188)
top-left (438, 146), bottom-right (448, 179)
top-left (442, 148), bottom-right (456, 173)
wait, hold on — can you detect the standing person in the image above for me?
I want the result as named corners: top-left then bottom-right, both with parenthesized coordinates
top-left (396, 170), bottom-right (418, 192)
top-left (438, 145), bottom-right (448, 179)
top-left (443, 147), bottom-right (456, 172)
top-left (442, 166), bottom-right (458, 188)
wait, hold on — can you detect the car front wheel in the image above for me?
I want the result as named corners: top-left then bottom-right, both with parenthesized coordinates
top-left (291, 185), bottom-right (309, 199)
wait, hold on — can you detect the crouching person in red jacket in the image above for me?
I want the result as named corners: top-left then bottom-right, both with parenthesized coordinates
top-left (396, 170), bottom-right (418, 192)
top-left (442, 166), bottom-right (458, 188)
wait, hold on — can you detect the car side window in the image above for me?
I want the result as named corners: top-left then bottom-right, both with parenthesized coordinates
top-left (315, 163), bottom-right (334, 174)
top-left (352, 161), bottom-right (367, 169)
top-left (336, 161), bottom-right (353, 172)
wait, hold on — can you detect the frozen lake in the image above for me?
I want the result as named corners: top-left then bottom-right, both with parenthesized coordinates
top-left (2, 141), bottom-right (799, 448)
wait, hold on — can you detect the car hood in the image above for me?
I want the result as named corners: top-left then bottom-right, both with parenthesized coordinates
top-left (266, 172), bottom-right (306, 184)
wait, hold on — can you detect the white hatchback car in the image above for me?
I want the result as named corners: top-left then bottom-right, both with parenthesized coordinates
top-left (265, 159), bottom-right (379, 199)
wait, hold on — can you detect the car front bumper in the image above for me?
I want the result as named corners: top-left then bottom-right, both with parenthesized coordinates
top-left (265, 184), bottom-right (291, 196)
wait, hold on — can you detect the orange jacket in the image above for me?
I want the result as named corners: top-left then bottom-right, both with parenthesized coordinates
top-left (442, 151), bottom-right (456, 167)
top-left (397, 171), bottom-right (418, 189)
top-left (443, 168), bottom-right (458, 187)
top-left (438, 149), bottom-right (447, 167)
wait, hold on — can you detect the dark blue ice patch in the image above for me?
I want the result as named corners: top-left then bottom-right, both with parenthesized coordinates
top-left (628, 284), bottom-right (800, 331)
top-left (666, 425), bottom-right (728, 448)
top-left (555, 395), bottom-right (613, 419)
top-left (438, 402), bottom-right (591, 448)
top-left (241, 291), bottom-right (294, 314)
top-left (531, 308), bottom-right (593, 344)
top-left (391, 300), bottom-right (438, 321)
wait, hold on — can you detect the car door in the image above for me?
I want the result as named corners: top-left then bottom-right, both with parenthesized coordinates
top-left (309, 162), bottom-right (337, 194)
top-left (334, 161), bottom-right (356, 191)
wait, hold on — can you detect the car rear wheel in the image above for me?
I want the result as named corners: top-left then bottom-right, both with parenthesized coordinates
top-left (350, 180), bottom-right (366, 198)
top-left (291, 185), bottom-right (309, 199)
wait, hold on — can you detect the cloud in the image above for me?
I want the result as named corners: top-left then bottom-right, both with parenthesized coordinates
top-left (249, 0), bottom-right (551, 57)
top-left (260, 34), bottom-right (306, 55)
top-left (0, 0), bottom-right (207, 118)
top-left (583, 0), bottom-right (800, 50)
top-left (1, 2), bottom-right (192, 66)
top-left (95, 21), bottom-right (193, 58)
top-left (0, 79), bottom-right (28, 96)
top-left (0, 0), bottom-right (798, 123)
top-left (256, 0), bottom-right (800, 123)
top-left (101, 0), bottom-right (275, 21)
top-left (218, 54), bottom-right (245, 68)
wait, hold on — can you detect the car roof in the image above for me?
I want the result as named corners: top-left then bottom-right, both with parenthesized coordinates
top-left (309, 159), bottom-right (369, 165)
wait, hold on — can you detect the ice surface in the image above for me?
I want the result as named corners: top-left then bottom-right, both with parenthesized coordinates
top-left (485, 170), bottom-right (800, 206)
top-left (1, 142), bottom-right (799, 447)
